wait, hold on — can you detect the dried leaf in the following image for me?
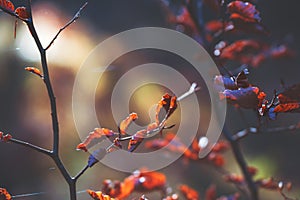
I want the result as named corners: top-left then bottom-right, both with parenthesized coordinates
top-left (0, 0), bottom-right (15, 12)
top-left (179, 184), bottom-right (199, 200)
top-left (224, 173), bottom-right (244, 184)
top-left (119, 112), bottom-right (138, 135)
top-left (0, 132), bottom-right (12, 143)
top-left (87, 190), bottom-right (116, 200)
top-left (273, 103), bottom-right (300, 113)
top-left (77, 128), bottom-right (117, 152)
top-left (15, 6), bottom-right (30, 20)
top-left (25, 67), bottom-right (43, 78)
top-left (0, 188), bottom-right (12, 200)
top-left (128, 129), bottom-right (147, 152)
top-left (102, 169), bottom-right (166, 199)
top-left (205, 185), bottom-right (216, 200)
top-left (220, 86), bottom-right (266, 109)
top-left (227, 1), bottom-right (261, 23)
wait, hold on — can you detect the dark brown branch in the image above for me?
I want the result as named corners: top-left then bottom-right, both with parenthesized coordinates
top-left (9, 138), bottom-right (52, 156)
top-left (74, 164), bottom-right (89, 181)
top-left (223, 127), bottom-right (259, 200)
top-left (45, 2), bottom-right (88, 50)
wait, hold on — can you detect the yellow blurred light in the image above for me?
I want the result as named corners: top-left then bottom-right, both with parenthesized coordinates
top-left (15, 2), bottom-right (94, 69)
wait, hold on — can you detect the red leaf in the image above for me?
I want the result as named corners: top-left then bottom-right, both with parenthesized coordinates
top-left (119, 112), bottom-right (138, 135)
top-left (0, 0), bottom-right (15, 12)
top-left (25, 67), bottom-right (43, 78)
top-left (220, 86), bottom-right (266, 109)
top-left (205, 185), bottom-right (216, 200)
top-left (0, 132), bottom-right (12, 143)
top-left (227, 1), bottom-right (261, 23)
top-left (278, 84), bottom-right (300, 103)
top-left (77, 128), bottom-right (117, 152)
top-left (208, 152), bottom-right (225, 167)
top-left (0, 188), bottom-right (12, 200)
top-left (273, 103), bottom-right (300, 113)
top-left (179, 184), bottom-right (199, 200)
top-left (156, 93), bottom-right (177, 125)
top-left (15, 6), bottom-right (30, 20)
top-left (217, 40), bottom-right (263, 63)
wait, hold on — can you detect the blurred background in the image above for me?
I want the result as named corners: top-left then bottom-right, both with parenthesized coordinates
top-left (0, 0), bottom-right (300, 199)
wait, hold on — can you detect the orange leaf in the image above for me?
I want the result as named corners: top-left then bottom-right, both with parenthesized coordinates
top-left (0, 188), bottom-right (12, 200)
top-left (128, 129), bottom-right (146, 152)
top-left (77, 128), bottom-right (117, 152)
top-left (15, 6), bottom-right (30, 20)
top-left (25, 67), bottom-right (43, 78)
top-left (87, 189), bottom-right (116, 200)
top-left (119, 112), bottom-right (138, 135)
top-left (273, 103), bottom-right (300, 113)
top-left (224, 173), bottom-right (244, 184)
top-left (0, 0), bottom-right (15, 12)
top-left (179, 184), bottom-right (199, 200)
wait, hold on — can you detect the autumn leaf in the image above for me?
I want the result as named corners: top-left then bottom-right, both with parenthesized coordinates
top-left (205, 185), bottom-right (216, 200)
top-left (119, 112), bottom-right (138, 135)
top-left (220, 86), bottom-right (266, 109)
top-left (179, 184), bottom-right (199, 200)
top-left (77, 128), bottom-right (117, 152)
top-left (87, 190), bottom-right (116, 200)
top-left (227, 1), bottom-right (261, 23)
top-left (15, 6), bottom-right (30, 20)
top-left (0, 131), bottom-right (12, 143)
top-left (0, 188), bottom-right (12, 200)
top-left (101, 169), bottom-right (166, 199)
top-left (0, 0), bottom-right (15, 12)
top-left (25, 67), bottom-right (43, 78)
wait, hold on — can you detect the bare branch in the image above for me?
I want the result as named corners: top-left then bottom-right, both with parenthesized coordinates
top-left (9, 138), bottom-right (52, 156)
top-left (45, 2), bottom-right (88, 50)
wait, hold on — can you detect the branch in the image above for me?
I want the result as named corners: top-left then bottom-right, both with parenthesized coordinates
top-left (9, 138), bottom-right (52, 156)
top-left (232, 123), bottom-right (300, 141)
top-left (223, 127), bottom-right (258, 200)
top-left (73, 164), bottom-right (89, 181)
top-left (45, 2), bottom-right (88, 50)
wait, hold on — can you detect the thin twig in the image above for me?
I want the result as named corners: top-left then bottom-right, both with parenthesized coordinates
top-left (45, 2), bottom-right (88, 50)
top-left (74, 164), bottom-right (89, 181)
top-left (9, 138), bottom-right (52, 156)
top-left (223, 127), bottom-right (258, 200)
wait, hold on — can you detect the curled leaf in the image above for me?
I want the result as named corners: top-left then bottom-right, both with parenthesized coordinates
top-left (220, 86), bottom-right (266, 109)
top-left (227, 1), bottom-right (261, 23)
top-left (0, 188), bottom-right (12, 200)
top-left (0, 0), bottom-right (15, 12)
top-left (128, 129), bottom-right (147, 152)
top-left (101, 169), bottom-right (167, 199)
top-left (15, 6), bottom-right (30, 20)
top-left (0, 132), bottom-right (12, 142)
top-left (179, 184), bottom-right (199, 200)
top-left (87, 190), bottom-right (116, 200)
top-left (77, 128), bottom-right (117, 152)
top-left (25, 67), bottom-right (43, 78)
top-left (119, 112), bottom-right (138, 135)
